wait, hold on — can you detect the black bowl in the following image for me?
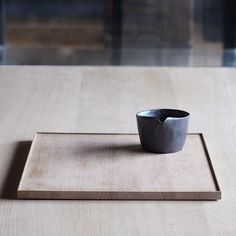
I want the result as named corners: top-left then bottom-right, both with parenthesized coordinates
top-left (136, 109), bottom-right (190, 153)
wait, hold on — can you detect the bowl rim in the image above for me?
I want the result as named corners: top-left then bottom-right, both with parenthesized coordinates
top-left (136, 108), bottom-right (190, 120)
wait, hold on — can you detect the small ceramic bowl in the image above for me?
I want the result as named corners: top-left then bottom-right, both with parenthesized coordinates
top-left (136, 109), bottom-right (190, 153)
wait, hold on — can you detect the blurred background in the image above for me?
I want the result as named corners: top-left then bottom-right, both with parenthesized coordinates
top-left (0, 0), bottom-right (235, 66)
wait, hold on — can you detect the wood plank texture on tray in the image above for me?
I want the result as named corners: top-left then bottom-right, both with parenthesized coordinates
top-left (17, 133), bottom-right (220, 200)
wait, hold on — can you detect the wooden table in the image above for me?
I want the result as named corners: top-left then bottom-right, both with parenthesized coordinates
top-left (0, 66), bottom-right (235, 235)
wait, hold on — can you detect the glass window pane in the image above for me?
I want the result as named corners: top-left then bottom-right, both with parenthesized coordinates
top-left (1, 0), bottom-right (235, 66)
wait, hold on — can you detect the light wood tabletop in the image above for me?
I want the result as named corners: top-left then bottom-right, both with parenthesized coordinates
top-left (0, 66), bottom-right (235, 235)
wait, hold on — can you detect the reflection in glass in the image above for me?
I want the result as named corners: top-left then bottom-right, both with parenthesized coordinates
top-left (1, 0), bottom-right (235, 66)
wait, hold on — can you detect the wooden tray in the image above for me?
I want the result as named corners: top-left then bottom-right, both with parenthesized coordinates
top-left (17, 133), bottom-right (221, 200)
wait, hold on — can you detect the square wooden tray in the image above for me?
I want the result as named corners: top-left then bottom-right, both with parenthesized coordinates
top-left (17, 133), bottom-right (221, 200)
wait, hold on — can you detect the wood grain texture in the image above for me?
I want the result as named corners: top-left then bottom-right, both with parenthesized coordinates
top-left (17, 133), bottom-right (220, 200)
top-left (0, 66), bottom-right (236, 235)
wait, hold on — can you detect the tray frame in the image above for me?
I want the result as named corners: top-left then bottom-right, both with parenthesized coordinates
top-left (17, 132), bottom-right (221, 200)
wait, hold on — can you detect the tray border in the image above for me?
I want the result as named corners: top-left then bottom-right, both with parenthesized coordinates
top-left (17, 132), bottom-right (221, 200)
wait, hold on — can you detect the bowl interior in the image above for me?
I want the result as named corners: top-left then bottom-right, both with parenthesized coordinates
top-left (137, 109), bottom-right (189, 122)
